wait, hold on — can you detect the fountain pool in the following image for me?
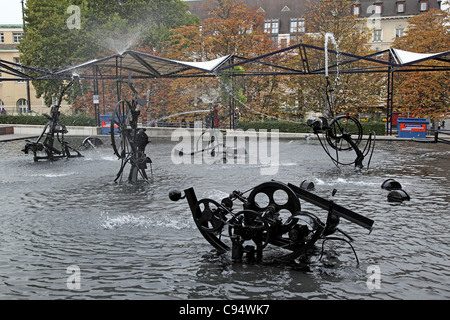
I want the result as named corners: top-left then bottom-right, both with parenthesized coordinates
top-left (0, 137), bottom-right (449, 300)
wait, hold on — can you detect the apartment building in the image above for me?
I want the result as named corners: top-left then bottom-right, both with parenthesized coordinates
top-left (354, 0), bottom-right (443, 51)
top-left (185, 0), bottom-right (444, 51)
top-left (0, 24), bottom-right (71, 115)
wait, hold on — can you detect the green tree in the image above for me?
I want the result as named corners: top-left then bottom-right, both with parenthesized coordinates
top-left (19, 0), bottom-right (197, 107)
top-left (392, 7), bottom-right (450, 121)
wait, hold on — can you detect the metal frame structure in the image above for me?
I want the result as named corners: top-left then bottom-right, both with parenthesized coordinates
top-left (3, 44), bottom-right (448, 133)
top-left (2, 45), bottom-right (448, 175)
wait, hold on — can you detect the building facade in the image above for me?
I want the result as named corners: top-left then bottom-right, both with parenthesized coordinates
top-left (185, 0), bottom-right (444, 51)
top-left (0, 25), bottom-right (71, 115)
top-left (354, 0), bottom-right (443, 51)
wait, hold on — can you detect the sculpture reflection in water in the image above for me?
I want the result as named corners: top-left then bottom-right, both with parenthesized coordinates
top-left (170, 180), bottom-right (374, 265)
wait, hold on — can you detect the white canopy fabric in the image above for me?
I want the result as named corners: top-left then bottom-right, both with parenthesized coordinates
top-left (52, 51), bottom-right (233, 79)
top-left (391, 48), bottom-right (450, 65)
top-left (3, 46), bottom-right (449, 81)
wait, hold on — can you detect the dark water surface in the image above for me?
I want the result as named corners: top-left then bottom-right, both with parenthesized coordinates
top-left (0, 137), bottom-right (449, 300)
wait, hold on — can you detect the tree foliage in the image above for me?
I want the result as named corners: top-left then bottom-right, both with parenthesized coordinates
top-left (392, 7), bottom-right (450, 120)
top-left (164, 0), bottom-right (279, 125)
top-left (19, 0), bottom-right (197, 107)
top-left (295, 0), bottom-right (383, 117)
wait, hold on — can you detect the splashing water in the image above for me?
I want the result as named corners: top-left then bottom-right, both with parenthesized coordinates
top-left (324, 32), bottom-right (340, 78)
top-left (103, 30), bottom-right (145, 55)
top-left (218, 77), bottom-right (304, 124)
top-left (324, 32), bottom-right (341, 117)
top-left (153, 110), bottom-right (211, 123)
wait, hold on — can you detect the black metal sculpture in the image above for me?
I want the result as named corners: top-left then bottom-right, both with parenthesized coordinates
top-left (169, 180), bottom-right (374, 264)
top-left (308, 115), bottom-right (376, 168)
top-left (307, 78), bottom-right (376, 169)
top-left (110, 75), bottom-right (152, 183)
top-left (22, 81), bottom-right (83, 162)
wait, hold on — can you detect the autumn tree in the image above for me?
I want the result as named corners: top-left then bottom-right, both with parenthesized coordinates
top-left (391, 6), bottom-right (450, 122)
top-left (163, 0), bottom-right (282, 126)
top-left (289, 0), bottom-right (384, 118)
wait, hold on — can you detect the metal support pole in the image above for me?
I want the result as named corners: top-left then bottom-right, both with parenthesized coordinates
top-left (21, 0), bottom-right (31, 113)
top-left (93, 66), bottom-right (101, 127)
top-left (387, 69), bottom-right (394, 136)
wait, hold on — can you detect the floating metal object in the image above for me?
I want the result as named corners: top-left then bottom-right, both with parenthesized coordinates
top-left (387, 189), bottom-right (410, 202)
top-left (381, 179), bottom-right (403, 191)
top-left (381, 179), bottom-right (410, 202)
top-left (300, 180), bottom-right (315, 191)
top-left (80, 136), bottom-right (103, 150)
top-left (22, 81), bottom-right (82, 162)
top-left (169, 180), bottom-right (374, 264)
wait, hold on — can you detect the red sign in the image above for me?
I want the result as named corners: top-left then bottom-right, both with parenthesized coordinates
top-left (400, 123), bottom-right (426, 132)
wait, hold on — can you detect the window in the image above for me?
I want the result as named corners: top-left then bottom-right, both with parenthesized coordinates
top-left (419, 0), bottom-right (428, 11)
top-left (290, 18), bottom-right (305, 33)
top-left (13, 33), bottom-right (23, 43)
top-left (17, 99), bottom-right (28, 113)
top-left (353, 5), bottom-right (361, 16)
top-left (0, 33), bottom-right (4, 43)
top-left (13, 57), bottom-right (26, 83)
top-left (373, 29), bottom-right (382, 42)
top-left (396, 28), bottom-right (404, 37)
top-left (375, 4), bottom-right (383, 14)
top-left (264, 20), bottom-right (279, 34)
top-left (397, 2), bottom-right (406, 13)
top-left (238, 26), bottom-right (252, 34)
top-left (270, 36), bottom-right (278, 46)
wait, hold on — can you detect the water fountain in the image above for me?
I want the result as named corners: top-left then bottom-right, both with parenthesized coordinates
top-left (308, 33), bottom-right (376, 169)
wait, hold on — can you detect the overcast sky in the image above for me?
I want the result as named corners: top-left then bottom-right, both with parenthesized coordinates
top-left (0, 0), bottom-right (449, 25)
top-left (0, 0), bottom-right (24, 24)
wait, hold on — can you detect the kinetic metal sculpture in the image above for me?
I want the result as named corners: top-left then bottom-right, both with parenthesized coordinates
top-left (22, 81), bottom-right (82, 162)
top-left (307, 76), bottom-right (376, 169)
top-left (169, 180), bottom-right (374, 264)
top-left (308, 115), bottom-right (376, 169)
top-left (110, 75), bottom-right (152, 183)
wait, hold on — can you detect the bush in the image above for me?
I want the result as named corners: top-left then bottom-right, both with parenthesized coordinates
top-left (237, 120), bottom-right (386, 135)
top-left (0, 114), bottom-right (97, 126)
top-left (360, 121), bottom-right (386, 136)
top-left (237, 121), bottom-right (312, 133)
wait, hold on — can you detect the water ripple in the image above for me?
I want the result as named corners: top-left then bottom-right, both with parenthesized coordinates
top-left (0, 139), bottom-right (449, 299)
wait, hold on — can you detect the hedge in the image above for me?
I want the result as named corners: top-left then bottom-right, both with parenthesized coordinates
top-left (0, 115), bottom-right (386, 135)
top-left (237, 120), bottom-right (386, 135)
top-left (0, 114), bottom-right (96, 126)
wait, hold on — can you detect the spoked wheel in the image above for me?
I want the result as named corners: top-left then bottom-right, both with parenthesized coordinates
top-left (246, 181), bottom-right (301, 231)
top-left (111, 100), bottom-right (132, 159)
top-left (192, 198), bottom-right (230, 253)
top-left (193, 199), bottom-right (227, 233)
top-left (326, 115), bottom-right (363, 151)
